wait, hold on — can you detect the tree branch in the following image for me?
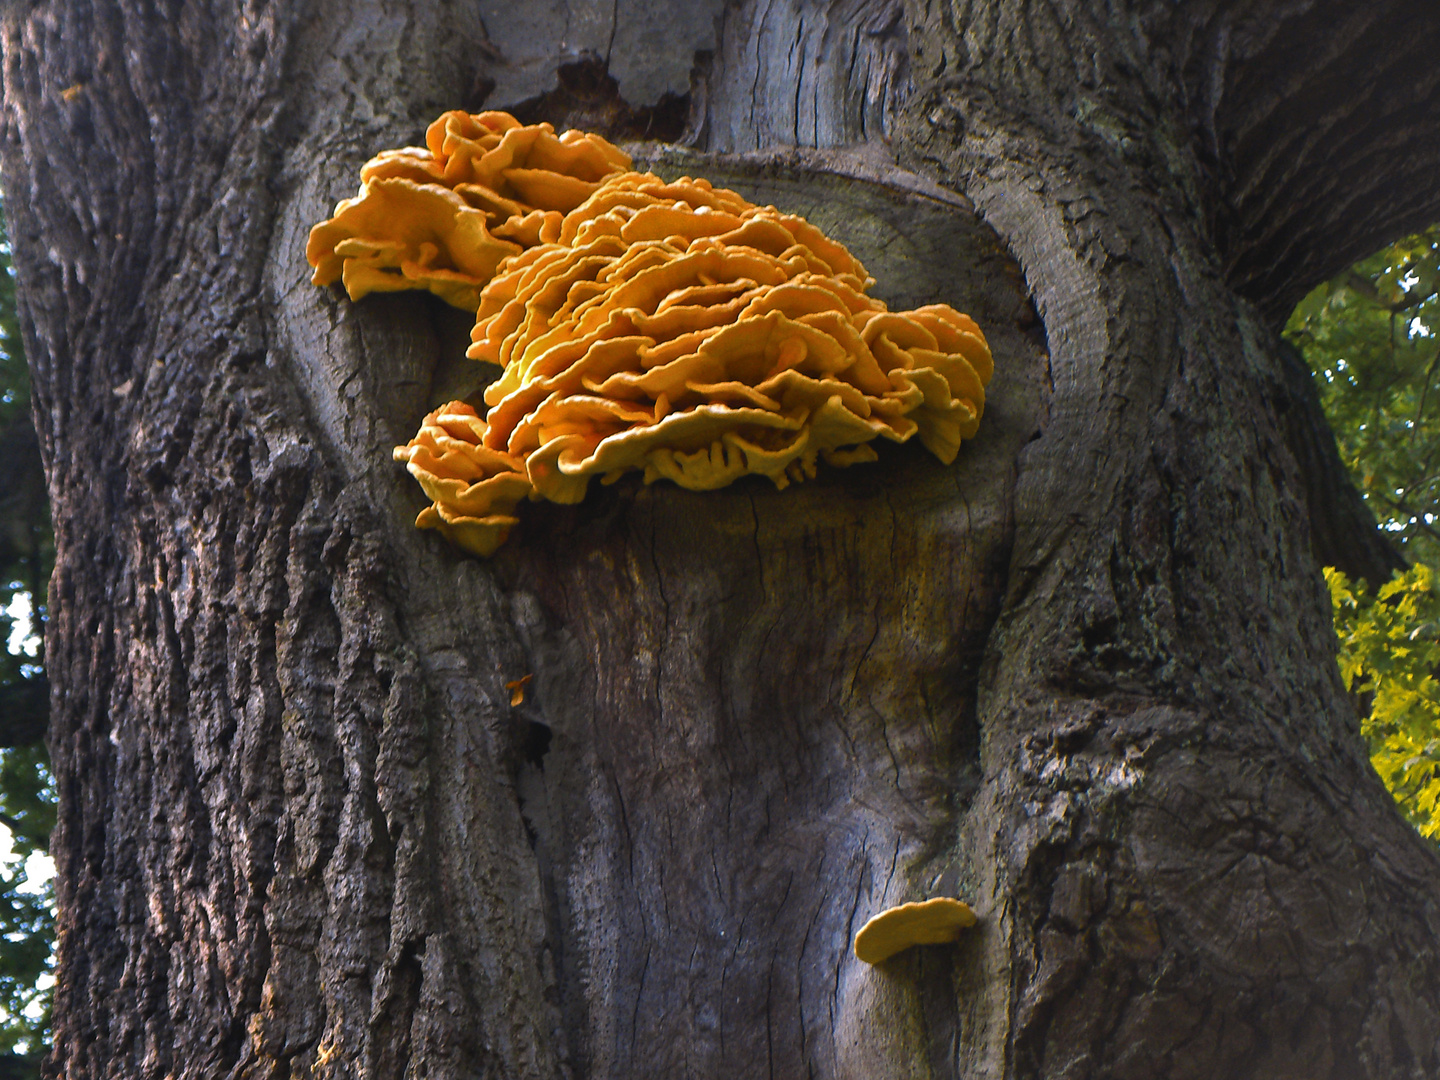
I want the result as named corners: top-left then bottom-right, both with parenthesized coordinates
top-left (1273, 339), bottom-right (1407, 584)
top-left (1412, 346), bottom-right (1440, 439)
top-left (1194, 1), bottom-right (1440, 324)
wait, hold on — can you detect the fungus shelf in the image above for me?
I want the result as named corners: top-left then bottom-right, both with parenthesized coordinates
top-left (307, 110), bottom-right (994, 557)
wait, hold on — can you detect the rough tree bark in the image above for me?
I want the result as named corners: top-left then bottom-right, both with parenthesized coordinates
top-left (2, 1), bottom-right (1439, 1078)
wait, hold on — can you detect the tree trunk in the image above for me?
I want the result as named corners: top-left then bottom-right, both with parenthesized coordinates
top-left (3, 1), bottom-right (1439, 1078)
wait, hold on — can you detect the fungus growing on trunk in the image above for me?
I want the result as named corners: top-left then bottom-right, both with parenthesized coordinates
top-left (389, 400), bottom-right (530, 556)
top-left (311, 111), bottom-right (994, 557)
top-left (307, 110), bottom-right (631, 310)
top-left (464, 173), bottom-right (991, 509)
top-left (853, 898), bottom-right (978, 964)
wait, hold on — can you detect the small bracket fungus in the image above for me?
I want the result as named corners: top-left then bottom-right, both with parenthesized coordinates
top-left (506, 673), bottom-right (534, 707)
top-left (307, 111), bottom-right (994, 557)
top-left (852, 897), bottom-right (978, 965)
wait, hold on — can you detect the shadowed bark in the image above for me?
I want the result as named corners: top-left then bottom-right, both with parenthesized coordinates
top-left (0, 1), bottom-right (1436, 1078)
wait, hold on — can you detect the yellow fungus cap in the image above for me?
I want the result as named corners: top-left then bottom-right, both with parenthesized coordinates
top-left (391, 401), bottom-right (532, 557)
top-left (309, 110), bottom-right (994, 557)
top-left (852, 898), bottom-right (978, 965)
top-left (307, 179), bottom-right (521, 311)
top-left (447, 173), bottom-right (991, 514)
top-left (506, 674), bottom-right (533, 706)
top-left (307, 111), bottom-right (631, 311)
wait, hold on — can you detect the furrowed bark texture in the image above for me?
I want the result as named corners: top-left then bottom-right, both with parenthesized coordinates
top-left (897, 1), bottom-right (1440, 1076)
top-left (0, 1), bottom-right (1437, 1079)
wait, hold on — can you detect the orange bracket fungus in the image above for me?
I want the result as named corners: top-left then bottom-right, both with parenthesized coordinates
top-left (852, 897), bottom-right (978, 965)
top-left (307, 110), bottom-right (630, 311)
top-left (307, 111), bottom-right (994, 557)
top-left (506, 673), bottom-right (534, 707)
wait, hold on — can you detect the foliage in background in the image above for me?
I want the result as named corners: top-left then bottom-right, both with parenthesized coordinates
top-left (1328, 565), bottom-right (1440, 837)
top-left (1289, 226), bottom-right (1440, 842)
top-left (0, 199), bottom-right (53, 1070)
top-left (1286, 225), bottom-right (1440, 566)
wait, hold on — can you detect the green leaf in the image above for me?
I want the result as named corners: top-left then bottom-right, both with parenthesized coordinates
top-left (1328, 564), bottom-right (1440, 839)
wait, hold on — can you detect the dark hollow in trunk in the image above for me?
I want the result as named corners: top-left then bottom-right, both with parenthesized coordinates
top-left (2, 1), bottom-right (1439, 1078)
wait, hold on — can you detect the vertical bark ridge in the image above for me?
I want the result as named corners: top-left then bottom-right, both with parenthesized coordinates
top-left (899, 1), bottom-right (1440, 1076)
top-left (0, 0), bottom-right (305, 1073)
top-left (699, 0), bottom-right (911, 152)
top-left (0, 2), bottom-right (503, 1076)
